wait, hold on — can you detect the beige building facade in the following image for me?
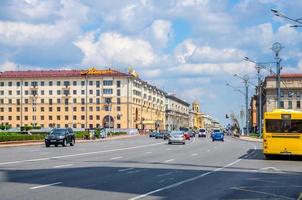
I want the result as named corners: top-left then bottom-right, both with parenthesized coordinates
top-left (165, 94), bottom-right (190, 130)
top-left (0, 68), bottom-right (165, 130)
top-left (263, 74), bottom-right (302, 112)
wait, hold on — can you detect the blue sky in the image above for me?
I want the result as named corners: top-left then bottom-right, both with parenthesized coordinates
top-left (1, 0), bottom-right (302, 125)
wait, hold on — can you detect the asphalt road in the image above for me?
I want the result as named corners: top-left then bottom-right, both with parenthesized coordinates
top-left (0, 135), bottom-right (301, 200)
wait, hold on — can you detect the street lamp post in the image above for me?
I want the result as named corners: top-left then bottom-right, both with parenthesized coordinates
top-left (226, 83), bottom-right (246, 135)
top-left (272, 42), bottom-right (283, 108)
top-left (233, 74), bottom-right (250, 135)
top-left (271, 9), bottom-right (302, 28)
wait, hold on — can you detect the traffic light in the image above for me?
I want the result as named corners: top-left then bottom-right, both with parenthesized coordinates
top-left (225, 114), bottom-right (229, 119)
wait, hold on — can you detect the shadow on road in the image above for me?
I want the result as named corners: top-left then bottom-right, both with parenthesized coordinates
top-left (1, 163), bottom-right (302, 200)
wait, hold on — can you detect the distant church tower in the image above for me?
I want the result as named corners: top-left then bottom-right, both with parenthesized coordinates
top-left (192, 101), bottom-right (200, 113)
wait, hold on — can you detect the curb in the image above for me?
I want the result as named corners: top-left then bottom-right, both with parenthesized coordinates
top-left (234, 136), bottom-right (263, 143)
top-left (0, 134), bottom-right (139, 148)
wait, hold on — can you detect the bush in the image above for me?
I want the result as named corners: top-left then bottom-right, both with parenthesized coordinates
top-left (110, 132), bottom-right (127, 136)
top-left (0, 133), bottom-right (46, 142)
top-left (74, 131), bottom-right (88, 139)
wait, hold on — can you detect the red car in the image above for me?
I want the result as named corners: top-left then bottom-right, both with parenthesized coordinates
top-left (183, 132), bottom-right (190, 140)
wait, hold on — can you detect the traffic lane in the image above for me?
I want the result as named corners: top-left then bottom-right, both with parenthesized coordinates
top-left (0, 137), bottom-right (257, 200)
top-left (0, 135), bottom-right (159, 164)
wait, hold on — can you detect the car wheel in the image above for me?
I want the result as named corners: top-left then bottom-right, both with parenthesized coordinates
top-left (222, 139), bottom-right (224, 142)
top-left (62, 139), bottom-right (67, 147)
top-left (45, 143), bottom-right (50, 148)
top-left (183, 142), bottom-right (185, 145)
top-left (55, 144), bottom-right (58, 147)
top-left (212, 139), bottom-right (214, 142)
top-left (70, 139), bottom-right (75, 146)
top-left (168, 142), bottom-right (171, 144)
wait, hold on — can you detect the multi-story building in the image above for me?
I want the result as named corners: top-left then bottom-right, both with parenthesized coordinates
top-left (0, 68), bottom-right (166, 130)
top-left (263, 74), bottom-right (302, 112)
top-left (189, 101), bottom-right (204, 129)
top-left (165, 94), bottom-right (190, 130)
top-left (249, 95), bottom-right (257, 132)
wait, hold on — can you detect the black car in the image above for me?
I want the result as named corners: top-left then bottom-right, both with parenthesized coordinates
top-left (162, 131), bottom-right (171, 140)
top-left (45, 128), bottom-right (75, 147)
top-left (149, 131), bottom-right (158, 137)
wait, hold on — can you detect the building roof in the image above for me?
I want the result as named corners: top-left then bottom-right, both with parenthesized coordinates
top-left (266, 73), bottom-right (302, 79)
top-left (0, 68), bottom-right (129, 79)
top-left (166, 94), bottom-right (190, 106)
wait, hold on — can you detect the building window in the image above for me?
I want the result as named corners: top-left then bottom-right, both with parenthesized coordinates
top-left (96, 81), bottom-right (100, 88)
top-left (57, 81), bottom-right (61, 86)
top-left (17, 82), bottom-right (21, 87)
top-left (117, 124), bottom-right (121, 128)
top-left (288, 101), bottom-right (292, 109)
top-left (96, 90), bottom-right (100, 96)
top-left (65, 99), bottom-right (69, 105)
top-left (24, 82), bottom-right (28, 86)
top-left (64, 81), bottom-right (70, 87)
top-left (57, 116), bottom-right (61, 120)
top-left (89, 98), bottom-right (93, 103)
top-left (49, 107), bottom-right (53, 112)
top-left (24, 107), bottom-right (28, 112)
top-left (73, 98), bottom-right (77, 103)
top-left (73, 115), bottom-right (77, 120)
top-left (49, 116), bottom-right (53, 120)
top-left (81, 107), bottom-right (85, 111)
top-left (41, 90), bottom-right (45, 95)
top-left (89, 106), bottom-right (93, 112)
top-left (89, 81), bottom-right (93, 86)
top-left (41, 107), bottom-right (44, 112)
top-left (41, 116), bottom-right (44, 120)
top-left (89, 115), bottom-right (93, 120)
top-left (49, 90), bottom-right (53, 95)
top-left (117, 106), bottom-right (121, 111)
top-left (49, 81), bottom-right (53, 86)
top-left (25, 116), bottom-right (28, 121)
top-left (41, 81), bottom-right (45, 86)
top-left (96, 106), bottom-right (100, 111)
top-left (81, 98), bottom-right (85, 105)
top-left (57, 107), bottom-right (61, 112)
top-left (17, 116), bottom-right (20, 120)
top-left (81, 124), bottom-right (85, 128)
top-left (17, 107), bottom-right (20, 112)
top-left (9, 90), bottom-right (12, 95)
top-left (103, 89), bottom-right (113, 94)
top-left (49, 99), bottom-right (53, 105)
top-left (41, 99), bottom-right (45, 104)
top-left (117, 89), bottom-right (121, 96)
top-left (81, 90), bottom-right (85, 95)
top-left (73, 81), bottom-right (77, 86)
top-left (81, 81), bottom-right (85, 86)
top-left (117, 81), bottom-right (121, 88)
top-left (297, 101), bottom-right (301, 109)
top-left (65, 115), bottom-right (69, 120)
top-left (117, 115), bottom-right (121, 120)
top-left (288, 91), bottom-right (293, 98)
top-left (65, 107), bottom-right (69, 112)
top-left (8, 82), bottom-right (12, 87)
top-left (0, 82), bottom-right (4, 87)
top-left (73, 90), bottom-right (77, 95)
top-left (103, 80), bottom-right (113, 86)
top-left (81, 115), bottom-right (85, 120)
top-left (89, 90), bottom-right (93, 95)
top-left (297, 91), bottom-right (301, 98)
top-left (8, 107), bottom-right (12, 112)
top-left (57, 98), bottom-right (61, 104)
top-left (117, 98), bottom-right (121, 104)
top-left (96, 98), bottom-right (100, 104)
top-left (73, 107), bottom-right (77, 112)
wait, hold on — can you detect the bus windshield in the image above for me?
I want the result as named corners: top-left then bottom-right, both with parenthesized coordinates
top-left (266, 119), bottom-right (302, 133)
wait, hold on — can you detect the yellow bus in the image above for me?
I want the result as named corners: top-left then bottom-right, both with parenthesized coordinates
top-left (263, 109), bottom-right (302, 157)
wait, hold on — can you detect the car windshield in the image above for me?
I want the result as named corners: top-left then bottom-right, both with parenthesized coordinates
top-left (171, 131), bottom-right (183, 136)
top-left (199, 129), bottom-right (205, 132)
top-left (213, 129), bottom-right (220, 132)
top-left (49, 129), bottom-right (65, 136)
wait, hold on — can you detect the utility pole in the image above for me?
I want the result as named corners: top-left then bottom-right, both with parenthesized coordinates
top-left (256, 66), bottom-right (262, 138)
top-left (233, 74), bottom-right (250, 135)
top-left (272, 42), bottom-right (282, 108)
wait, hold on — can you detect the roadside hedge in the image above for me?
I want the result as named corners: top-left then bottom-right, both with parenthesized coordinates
top-left (0, 133), bottom-right (46, 142)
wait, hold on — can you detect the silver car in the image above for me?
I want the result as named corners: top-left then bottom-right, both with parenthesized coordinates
top-left (168, 131), bottom-right (185, 145)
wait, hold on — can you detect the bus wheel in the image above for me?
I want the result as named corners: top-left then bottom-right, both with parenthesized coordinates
top-left (264, 154), bottom-right (273, 160)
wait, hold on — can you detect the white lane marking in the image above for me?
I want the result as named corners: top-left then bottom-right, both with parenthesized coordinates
top-left (53, 164), bottom-right (73, 168)
top-left (128, 144), bottom-right (257, 200)
top-left (119, 168), bottom-right (134, 172)
top-left (127, 169), bottom-right (144, 174)
top-left (30, 182), bottom-right (62, 190)
top-left (110, 156), bottom-right (122, 160)
top-left (0, 142), bottom-right (166, 166)
top-left (145, 152), bottom-right (152, 154)
top-left (231, 187), bottom-right (293, 200)
top-left (157, 172), bottom-right (173, 177)
top-left (191, 153), bottom-right (198, 156)
top-left (164, 159), bottom-right (174, 163)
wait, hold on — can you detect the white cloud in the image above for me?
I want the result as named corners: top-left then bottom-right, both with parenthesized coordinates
top-left (0, 60), bottom-right (17, 71)
top-left (74, 31), bottom-right (156, 67)
top-left (147, 19), bottom-right (173, 48)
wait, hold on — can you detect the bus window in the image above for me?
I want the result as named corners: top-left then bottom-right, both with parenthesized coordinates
top-left (266, 119), bottom-right (302, 133)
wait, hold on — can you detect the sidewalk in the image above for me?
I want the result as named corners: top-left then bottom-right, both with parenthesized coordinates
top-left (0, 134), bottom-right (139, 148)
top-left (238, 136), bottom-right (263, 142)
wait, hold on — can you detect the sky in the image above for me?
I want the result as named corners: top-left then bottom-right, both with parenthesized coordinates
top-left (1, 0), bottom-right (302, 125)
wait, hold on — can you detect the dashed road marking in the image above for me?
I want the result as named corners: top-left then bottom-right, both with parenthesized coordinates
top-left (164, 159), bottom-right (174, 163)
top-left (53, 164), bottom-right (73, 168)
top-left (30, 182), bottom-right (62, 190)
top-left (191, 153), bottom-right (198, 156)
top-left (119, 168), bottom-right (134, 172)
top-left (110, 156), bottom-right (122, 160)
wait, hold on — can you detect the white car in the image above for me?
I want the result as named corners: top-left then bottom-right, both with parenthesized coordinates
top-left (198, 129), bottom-right (207, 137)
top-left (168, 131), bottom-right (185, 145)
